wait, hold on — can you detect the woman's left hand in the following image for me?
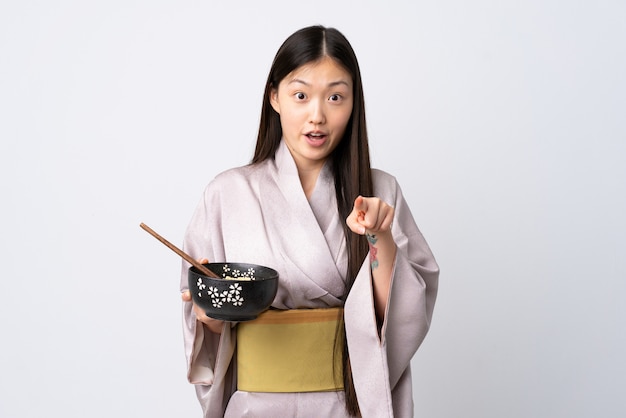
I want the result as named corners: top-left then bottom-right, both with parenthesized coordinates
top-left (346, 195), bottom-right (394, 235)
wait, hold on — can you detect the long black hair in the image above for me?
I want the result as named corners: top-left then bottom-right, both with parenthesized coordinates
top-left (251, 25), bottom-right (372, 416)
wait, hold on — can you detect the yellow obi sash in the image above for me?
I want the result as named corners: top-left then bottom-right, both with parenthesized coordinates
top-left (236, 308), bottom-right (344, 393)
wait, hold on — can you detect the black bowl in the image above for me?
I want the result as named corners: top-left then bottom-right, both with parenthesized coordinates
top-left (188, 262), bottom-right (279, 321)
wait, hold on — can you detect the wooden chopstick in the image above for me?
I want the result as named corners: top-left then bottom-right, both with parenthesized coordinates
top-left (139, 222), bottom-right (219, 278)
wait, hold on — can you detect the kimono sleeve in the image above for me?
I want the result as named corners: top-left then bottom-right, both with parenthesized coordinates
top-left (179, 182), bottom-right (240, 418)
top-left (383, 179), bottom-right (439, 388)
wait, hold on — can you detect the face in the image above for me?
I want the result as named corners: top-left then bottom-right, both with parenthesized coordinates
top-left (270, 57), bottom-right (354, 172)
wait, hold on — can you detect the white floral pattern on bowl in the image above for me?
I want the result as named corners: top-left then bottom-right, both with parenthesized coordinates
top-left (196, 264), bottom-right (256, 309)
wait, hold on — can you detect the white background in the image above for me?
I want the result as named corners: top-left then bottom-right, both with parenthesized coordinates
top-left (1, 1), bottom-right (624, 417)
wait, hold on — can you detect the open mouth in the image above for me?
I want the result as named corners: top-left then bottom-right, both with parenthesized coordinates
top-left (305, 132), bottom-right (328, 143)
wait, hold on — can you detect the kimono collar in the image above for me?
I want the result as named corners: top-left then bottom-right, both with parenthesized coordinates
top-left (267, 140), bottom-right (347, 299)
top-left (274, 140), bottom-right (300, 182)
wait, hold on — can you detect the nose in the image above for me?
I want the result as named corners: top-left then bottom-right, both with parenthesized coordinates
top-left (308, 99), bottom-right (326, 125)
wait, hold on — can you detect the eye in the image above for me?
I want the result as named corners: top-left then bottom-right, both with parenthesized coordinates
top-left (295, 92), bottom-right (306, 100)
top-left (329, 94), bottom-right (342, 102)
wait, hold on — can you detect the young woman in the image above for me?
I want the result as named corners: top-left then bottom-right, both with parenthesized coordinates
top-left (180, 25), bottom-right (439, 418)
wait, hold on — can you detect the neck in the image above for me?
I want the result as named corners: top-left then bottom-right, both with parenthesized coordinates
top-left (297, 165), bottom-right (322, 199)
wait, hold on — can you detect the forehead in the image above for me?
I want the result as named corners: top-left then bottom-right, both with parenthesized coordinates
top-left (281, 57), bottom-right (353, 87)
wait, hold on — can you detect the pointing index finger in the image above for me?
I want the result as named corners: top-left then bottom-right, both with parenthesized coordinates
top-left (354, 196), bottom-right (367, 222)
top-left (354, 195), bottom-right (367, 211)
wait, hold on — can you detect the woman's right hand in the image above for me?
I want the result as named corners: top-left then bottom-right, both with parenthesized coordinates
top-left (181, 258), bottom-right (224, 334)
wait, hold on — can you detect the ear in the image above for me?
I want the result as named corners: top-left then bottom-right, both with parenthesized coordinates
top-left (269, 86), bottom-right (280, 114)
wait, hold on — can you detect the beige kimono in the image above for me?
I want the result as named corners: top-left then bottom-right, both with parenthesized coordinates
top-left (180, 141), bottom-right (439, 417)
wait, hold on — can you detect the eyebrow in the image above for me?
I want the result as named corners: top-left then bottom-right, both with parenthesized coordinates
top-left (288, 78), bottom-right (351, 88)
